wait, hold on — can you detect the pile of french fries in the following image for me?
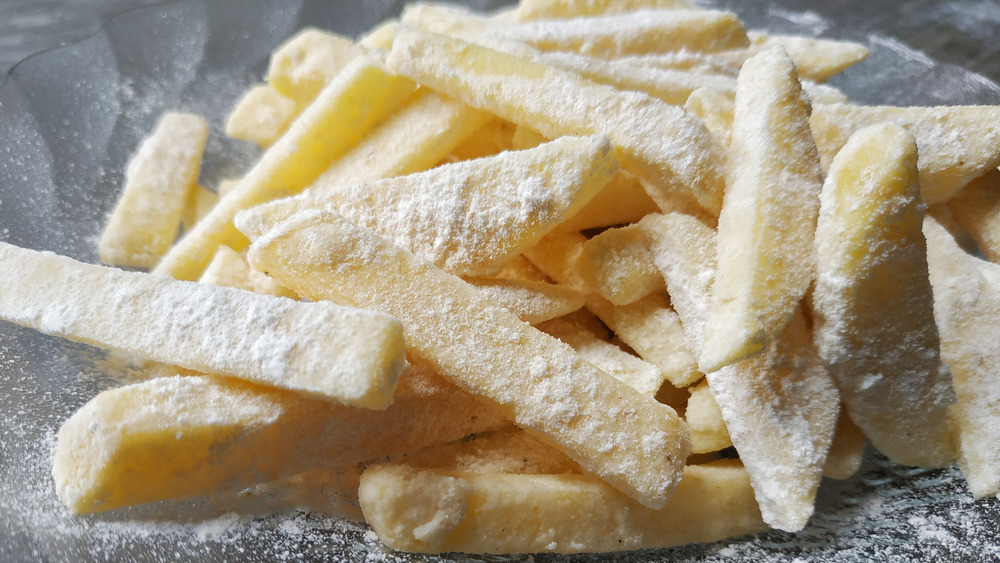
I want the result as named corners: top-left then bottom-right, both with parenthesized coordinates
top-left (1, 0), bottom-right (999, 555)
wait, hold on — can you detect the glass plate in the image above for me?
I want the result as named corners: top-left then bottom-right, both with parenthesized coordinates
top-left (0, 1), bottom-right (998, 561)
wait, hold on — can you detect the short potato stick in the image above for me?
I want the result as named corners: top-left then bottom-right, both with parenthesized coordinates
top-left (52, 366), bottom-right (508, 514)
top-left (99, 112), bottom-right (209, 269)
top-left (685, 379), bottom-right (731, 454)
top-left (555, 170), bottom-right (660, 232)
top-left (699, 46), bottom-right (824, 373)
top-left (199, 245), bottom-right (296, 299)
top-left (358, 460), bottom-right (766, 554)
top-left (240, 208), bottom-right (690, 509)
top-left (385, 28), bottom-right (728, 216)
top-left (252, 135), bottom-right (617, 277)
top-left (0, 241), bottom-right (403, 407)
top-left (266, 28), bottom-right (364, 103)
top-left (576, 223), bottom-right (664, 306)
top-left (947, 168), bottom-right (1000, 262)
top-left (812, 123), bottom-right (955, 468)
top-left (465, 278), bottom-right (584, 325)
top-left (706, 310), bottom-right (839, 532)
top-left (513, 0), bottom-right (695, 21)
top-left (810, 104), bottom-right (1000, 204)
top-left (822, 408), bottom-right (866, 480)
top-left (925, 217), bottom-right (1000, 497)
top-left (154, 55), bottom-right (415, 281)
top-left (746, 33), bottom-right (869, 83)
top-left (224, 84), bottom-right (299, 148)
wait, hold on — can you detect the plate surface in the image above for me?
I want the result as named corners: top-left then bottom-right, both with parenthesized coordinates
top-left (0, 1), bottom-right (998, 561)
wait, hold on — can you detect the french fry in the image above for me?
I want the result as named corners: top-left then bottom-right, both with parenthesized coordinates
top-left (699, 46), bottom-right (824, 373)
top-left (615, 51), bottom-right (741, 77)
top-left (744, 33), bottom-right (869, 83)
top-left (947, 168), bottom-right (1000, 262)
top-left (810, 104), bottom-right (1000, 204)
top-left (266, 28), bottom-right (364, 103)
top-left (513, 0), bottom-right (696, 21)
top-left (199, 245), bottom-right (296, 298)
top-left (464, 277), bottom-right (584, 324)
top-left (52, 364), bottom-right (508, 514)
top-left (685, 86), bottom-right (734, 146)
top-left (98, 112), bottom-right (209, 269)
top-left (153, 55), bottom-right (416, 281)
top-left (441, 117), bottom-right (516, 163)
top-left (555, 170), bottom-right (660, 232)
top-left (385, 28), bottom-right (728, 216)
top-left (576, 224), bottom-right (664, 306)
top-left (239, 207), bottom-right (691, 509)
top-left (358, 460), bottom-right (766, 554)
top-left (0, 241), bottom-right (404, 407)
top-left (925, 216), bottom-right (1000, 497)
top-left (812, 123), bottom-right (956, 468)
top-left (488, 254), bottom-right (551, 283)
top-left (685, 379), bottom-right (731, 454)
top-left (181, 184), bottom-right (218, 233)
top-left (224, 84), bottom-right (299, 148)
top-left (822, 408), bottom-right (866, 480)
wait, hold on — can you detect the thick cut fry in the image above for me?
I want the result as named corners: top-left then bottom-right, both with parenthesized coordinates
top-left (385, 29), bottom-right (728, 216)
top-left (0, 241), bottom-right (404, 407)
top-left (555, 170), bottom-right (659, 232)
top-left (707, 310), bottom-right (839, 532)
top-left (266, 28), bottom-right (364, 103)
top-left (249, 135), bottom-right (617, 277)
top-left (810, 104), bottom-right (1000, 204)
top-left (225, 84), bottom-right (299, 148)
top-left (99, 112), bottom-right (209, 269)
top-left (358, 460), bottom-right (766, 554)
top-left (153, 56), bottom-right (415, 281)
top-left (685, 379), bottom-right (731, 454)
top-left (576, 224), bottom-right (664, 306)
top-left (925, 217), bottom-right (1000, 497)
top-left (822, 408), bottom-right (866, 480)
top-left (812, 123), bottom-right (955, 468)
top-left (948, 168), bottom-right (1000, 262)
top-left (240, 208), bottom-right (690, 509)
top-left (513, 0), bottom-right (695, 21)
top-left (199, 245), bottom-right (296, 298)
top-left (747, 33), bottom-right (869, 83)
top-left (700, 47), bottom-right (824, 373)
top-left (465, 278), bottom-right (584, 325)
top-left (52, 366), bottom-right (508, 513)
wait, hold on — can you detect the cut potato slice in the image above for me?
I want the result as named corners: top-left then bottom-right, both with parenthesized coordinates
top-left (947, 168), bottom-right (1000, 263)
top-left (747, 33), bottom-right (869, 83)
top-left (685, 379), bottom-right (731, 454)
top-left (224, 84), bottom-right (299, 148)
top-left (465, 277), bottom-right (584, 324)
top-left (266, 28), bottom-right (364, 103)
top-left (199, 245), bottom-right (296, 299)
top-left (576, 224), bottom-right (664, 306)
top-left (513, 0), bottom-right (695, 21)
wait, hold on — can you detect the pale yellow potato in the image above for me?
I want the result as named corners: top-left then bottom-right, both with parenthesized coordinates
top-left (510, 123), bottom-right (547, 150)
top-left (99, 112), bottom-right (209, 269)
top-left (614, 51), bottom-right (742, 77)
top-left (225, 84), bottom-right (299, 148)
top-left (538, 318), bottom-right (666, 396)
top-left (810, 104), bottom-right (1000, 204)
top-left (487, 254), bottom-right (551, 283)
top-left (246, 135), bottom-right (617, 277)
top-left (706, 310), bottom-right (839, 532)
top-left (359, 19), bottom-right (399, 50)
top-left (464, 277), bottom-right (584, 324)
top-left (685, 86), bottom-right (734, 146)
top-left (240, 208), bottom-right (690, 509)
top-left (153, 55), bottom-right (415, 281)
top-left (266, 28), bottom-right (364, 103)
top-left (812, 123), bottom-right (955, 468)
top-left (700, 46), bottom-right (824, 373)
top-left (948, 168), bottom-right (1000, 262)
top-left (358, 460), bottom-right (766, 554)
top-left (685, 379), bottom-right (731, 454)
top-left (199, 245), bottom-right (296, 299)
top-left (52, 365), bottom-right (508, 514)
top-left (513, 0), bottom-right (695, 21)
top-left (441, 117), bottom-right (516, 163)
top-left (925, 216), bottom-right (1000, 497)
top-left (216, 178), bottom-right (240, 198)
top-left (181, 184), bottom-right (218, 233)
top-left (0, 241), bottom-right (405, 407)
top-left (576, 224), bottom-right (664, 306)
top-left (747, 33), bottom-right (869, 83)
top-left (822, 408), bottom-right (866, 480)
top-left (385, 28), bottom-right (728, 216)
top-left (555, 170), bottom-right (660, 232)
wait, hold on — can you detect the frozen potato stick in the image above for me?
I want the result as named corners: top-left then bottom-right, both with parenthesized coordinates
top-left (181, 183), bottom-right (218, 233)
top-left (153, 55), bottom-right (415, 281)
top-left (685, 379), bottom-right (731, 454)
top-left (465, 278), bottom-right (584, 325)
top-left (254, 135), bottom-right (617, 277)
top-left (925, 217), bottom-right (1000, 497)
top-left (556, 170), bottom-right (660, 232)
top-left (538, 318), bottom-right (666, 396)
top-left (240, 208), bottom-right (690, 509)
top-left (685, 87), bottom-right (734, 146)
top-left (52, 367), bottom-right (509, 514)
top-left (822, 408), bottom-right (866, 480)
top-left (358, 460), bottom-right (766, 554)
top-left (99, 112), bottom-right (209, 269)
top-left (224, 84), bottom-right (299, 148)
top-left (707, 310), bottom-right (839, 532)
top-left (0, 241), bottom-right (404, 407)
top-left (699, 47), bottom-right (824, 373)
top-left (812, 123), bottom-right (955, 468)
top-left (489, 254), bottom-right (551, 283)
top-left (385, 29), bottom-right (728, 216)
top-left (266, 28), bottom-right (364, 103)
top-left (576, 224), bottom-right (665, 306)
top-left (948, 168), bottom-right (1000, 262)
top-left (199, 245), bottom-right (296, 299)
top-left (615, 51), bottom-right (742, 77)
top-left (745, 33), bottom-right (869, 83)
top-left (443, 117), bottom-right (516, 163)
top-left (810, 104), bottom-right (1000, 204)
top-left (513, 0), bottom-right (695, 21)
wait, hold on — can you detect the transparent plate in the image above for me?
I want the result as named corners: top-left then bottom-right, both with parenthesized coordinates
top-left (0, 1), bottom-right (998, 561)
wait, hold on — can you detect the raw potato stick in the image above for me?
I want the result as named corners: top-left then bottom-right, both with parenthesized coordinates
top-left (0, 241), bottom-right (405, 408)
top-left (512, 0), bottom-right (696, 21)
top-left (240, 207), bottom-right (691, 510)
top-left (465, 277), bottom-right (585, 325)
